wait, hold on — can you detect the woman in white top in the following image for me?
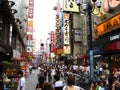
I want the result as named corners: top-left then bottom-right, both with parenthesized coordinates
top-left (51, 66), bottom-right (56, 83)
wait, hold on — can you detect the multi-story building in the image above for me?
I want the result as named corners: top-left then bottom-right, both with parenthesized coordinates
top-left (53, 0), bottom-right (87, 65)
top-left (93, 1), bottom-right (120, 73)
top-left (0, 0), bottom-right (28, 89)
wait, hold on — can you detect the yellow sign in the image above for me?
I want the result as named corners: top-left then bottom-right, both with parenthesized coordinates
top-left (63, 45), bottom-right (71, 54)
top-left (56, 48), bottom-right (63, 55)
top-left (28, 21), bottom-right (33, 27)
top-left (95, 13), bottom-right (120, 36)
top-left (63, 0), bottom-right (79, 12)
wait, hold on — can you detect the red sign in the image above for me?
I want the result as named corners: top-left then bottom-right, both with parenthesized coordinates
top-left (26, 35), bottom-right (33, 40)
top-left (28, 7), bottom-right (34, 18)
top-left (50, 31), bottom-right (54, 43)
top-left (24, 52), bottom-right (33, 56)
top-left (55, 48), bottom-right (63, 55)
top-left (28, 0), bottom-right (34, 18)
top-left (29, 0), bottom-right (34, 7)
top-left (104, 41), bottom-right (120, 52)
top-left (117, 41), bottom-right (120, 50)
top-left (50, 43), bottom-right (54, 53)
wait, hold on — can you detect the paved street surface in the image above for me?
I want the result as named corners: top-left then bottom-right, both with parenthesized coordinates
top-left (25, 69), bottom-right (39, 90)
top-left (25, 69), bottom-right (86, 90)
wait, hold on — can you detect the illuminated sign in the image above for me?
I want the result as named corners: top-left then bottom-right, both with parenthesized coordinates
top-left (110, 34), bottom-right (120, 41)
top-left (63, 14), bottom-right (70, 45)
top-left (95, 13), bottom-right (120, 36)
top-left (63, 0), bottom-right (79, 12)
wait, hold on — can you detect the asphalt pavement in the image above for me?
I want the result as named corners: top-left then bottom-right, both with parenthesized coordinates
top-left (25, 69), bottom-right (39, 90)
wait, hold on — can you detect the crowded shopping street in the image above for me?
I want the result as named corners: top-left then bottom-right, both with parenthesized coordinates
top-left (0, 0), bottom-right (120, 90)
top-left (26, 63), bottom-right (120, 90)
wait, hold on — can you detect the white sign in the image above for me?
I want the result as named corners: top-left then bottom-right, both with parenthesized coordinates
top-left (63, 14), bottom-right (70, 45)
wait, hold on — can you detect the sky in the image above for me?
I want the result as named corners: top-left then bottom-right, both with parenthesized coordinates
top-left (33, 0), bottom-right (57, 49)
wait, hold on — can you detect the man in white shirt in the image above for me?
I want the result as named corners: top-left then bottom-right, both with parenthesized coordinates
top-left (17, 70), bottom-right (25, 90)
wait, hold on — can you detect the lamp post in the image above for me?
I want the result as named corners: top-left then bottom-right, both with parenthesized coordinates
top-left (75, 0), bottom-right (101, 81)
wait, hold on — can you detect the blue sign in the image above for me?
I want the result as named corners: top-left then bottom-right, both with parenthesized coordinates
top-left (93, 46), bottom-right (103, 55)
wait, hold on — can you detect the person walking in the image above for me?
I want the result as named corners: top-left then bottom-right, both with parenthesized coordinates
top-left (105, 74), bottom-right (120, 90)
top-left (17, 70), bottom-right (26, 90)
top-left (51, 66), bottom-right (56, 83)
top-left (36, 75), bottom-right (45, 90)
top-left (53, 74), bottom-right (64, 90)
top-left (63, 75), bottom-right (85, 90)
top-left (43, 82), bottom-right (54, 90)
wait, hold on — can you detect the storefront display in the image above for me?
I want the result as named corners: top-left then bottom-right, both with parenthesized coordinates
top-left (2, 61), bottom-right (21, 90)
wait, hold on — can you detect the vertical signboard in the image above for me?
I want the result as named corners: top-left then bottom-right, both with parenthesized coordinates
top-left (55, 15), bottom-right (60, 48)
top-left (63, 14), bottom-right (70, 45)
top-left (50, 31), bottom-right (55, 53)
top-left (50, 31), bottom-right (54, 43)
top-left (27, 0), bottom-right (34, 58)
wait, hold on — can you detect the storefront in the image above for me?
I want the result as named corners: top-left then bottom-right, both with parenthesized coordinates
top-left (93, 13), bottom-right (120, 73)
top-left (0, 0), bottom-right (25, 89)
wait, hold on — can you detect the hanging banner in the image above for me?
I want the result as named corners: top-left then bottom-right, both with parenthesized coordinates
top-left (63, 0), bottom-right (79, 12)
top-left (63, 14), bottom-right (70, 45)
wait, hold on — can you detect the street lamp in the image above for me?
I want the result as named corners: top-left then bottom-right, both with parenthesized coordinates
top-left (75, 0), bottom-right (101, 81)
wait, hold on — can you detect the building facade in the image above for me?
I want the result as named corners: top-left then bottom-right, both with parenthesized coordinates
top-left (0, 0), bottom-right (28, 89)
top-left (93, 0), bottom-right (120, 73)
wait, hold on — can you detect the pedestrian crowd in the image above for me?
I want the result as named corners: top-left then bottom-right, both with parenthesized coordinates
top-left (16, 63), bottom-right (120, 90)
top-left (35, 63), bottom-right (85, 90)
top-left (34, 63), bottom-right (120, 90)
top-left (90, 74), bottom-right (120, 90)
